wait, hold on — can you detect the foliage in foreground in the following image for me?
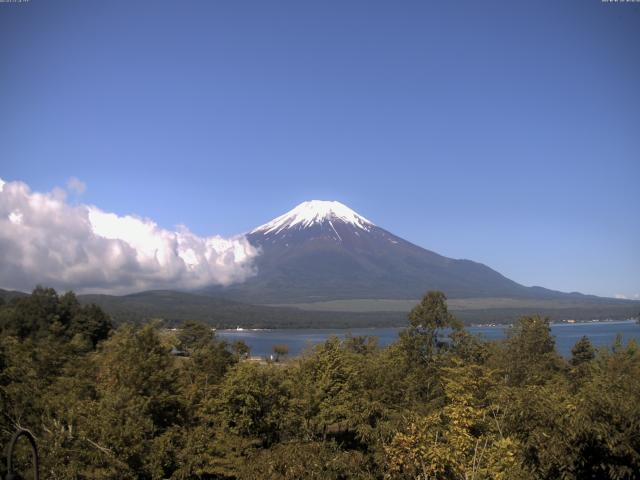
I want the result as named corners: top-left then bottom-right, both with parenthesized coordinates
top-left (1, 288), bottom-right (639, 479)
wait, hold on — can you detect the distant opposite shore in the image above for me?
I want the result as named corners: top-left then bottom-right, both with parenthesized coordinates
top-left (217, 319), bottom-right (640, 358)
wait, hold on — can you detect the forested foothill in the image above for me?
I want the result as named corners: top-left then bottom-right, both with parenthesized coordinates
top-left (1, 287), bottom-right (639, 479)
top-left (4, 288), bottom-right (637, 329)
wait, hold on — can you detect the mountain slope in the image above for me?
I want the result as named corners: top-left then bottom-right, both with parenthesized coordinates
top-left (206, 200), bottom-right (588, 304)
top-left (2, 288), bottom-right (637, 328)
top-left (77, 290), bottom-right (640, 328)
top-left (0, 288), bottom-right (28, 303)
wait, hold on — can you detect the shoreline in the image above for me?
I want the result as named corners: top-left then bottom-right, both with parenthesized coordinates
top-left (215, 318), bottom-right (639, 333)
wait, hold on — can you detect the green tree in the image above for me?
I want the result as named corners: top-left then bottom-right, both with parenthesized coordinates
top-left (232, 340), bottom-right (250, 358)
top-left (571, 340), bottom-right (640, 478)
top-left (502, 315), bottom-right (564, 386)
top-left (179, 335), bottom-right (237, 410)
top-left (176, 320), bottom-right (214, 352)
top-left (273, 344), bottom-right (289, 361)
top-left (385, 361), bottom-right (525, 480)
top-left (290, 336), bottom-right (388, 452)
top-left (400, 291), bottom-right (462, 364)
top-left (0, 287), bottom-right (112, 345)
top-left (395, 291), bottom-right (462, 403)
top-left (70, 303), bottom-right (113, 347)
top-left (570, 335), bottom-right (595, 366)
top-left (241, 441), bottom-right (372, 480)
top-left (217, 362), bottom-right (290, 445)
top-left (77, 324), bottom-right (183, 478)
top-left (0, 286), bottom-right (60, 339)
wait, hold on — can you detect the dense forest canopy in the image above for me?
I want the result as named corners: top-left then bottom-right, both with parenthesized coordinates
top-left (1, 287), bottom-right (639, 479)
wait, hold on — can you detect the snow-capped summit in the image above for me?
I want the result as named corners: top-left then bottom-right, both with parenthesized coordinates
top-left (206, 200), bottom-right (581, 304)
top-left (251, 200), bottom-right (374, 235)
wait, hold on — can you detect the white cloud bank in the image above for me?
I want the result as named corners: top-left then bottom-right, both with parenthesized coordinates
top-left (0, 178), bottom-right (258, 294)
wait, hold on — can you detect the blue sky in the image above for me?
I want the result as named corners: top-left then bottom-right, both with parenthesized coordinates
top-left (1, 0), bottom-right (639, 298)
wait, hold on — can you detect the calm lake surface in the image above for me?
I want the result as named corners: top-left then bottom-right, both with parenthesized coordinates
top-left (217, 320), bottom-right (640, 358)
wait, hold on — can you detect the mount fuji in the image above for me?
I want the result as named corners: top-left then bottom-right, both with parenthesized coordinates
top-left (50, 200), bottom-right (637, 327)
top-left (206, 200), bottom-right (582, 304)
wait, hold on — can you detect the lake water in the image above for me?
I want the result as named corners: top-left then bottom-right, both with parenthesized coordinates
top-left (217, 320), bottom-right (640, 358)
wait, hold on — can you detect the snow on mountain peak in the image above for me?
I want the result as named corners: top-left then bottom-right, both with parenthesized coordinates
top-left (252, 200), bottom-right (374, 235)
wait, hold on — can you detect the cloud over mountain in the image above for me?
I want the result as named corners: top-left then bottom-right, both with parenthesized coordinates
top-left (0, 178), bottom-right (258, 294)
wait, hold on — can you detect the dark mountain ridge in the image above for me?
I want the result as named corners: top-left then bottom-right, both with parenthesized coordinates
top-left (2, 287), bottom-right (637, 329)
